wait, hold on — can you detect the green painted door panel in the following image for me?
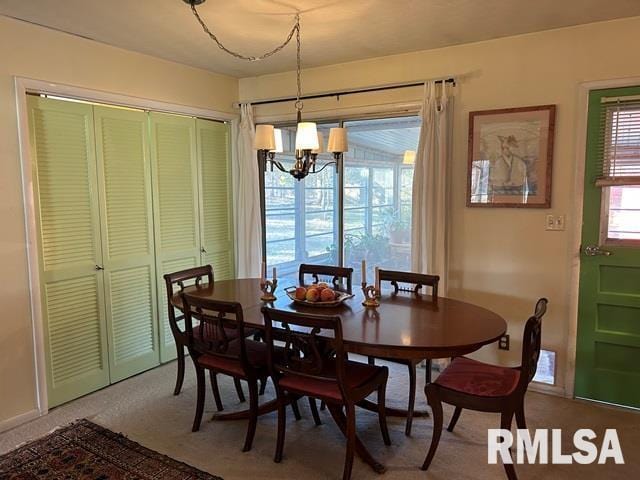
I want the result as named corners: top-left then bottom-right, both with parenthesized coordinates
top-left (575, 86), bottom-right (640, 409)
top-left (196, 119), bottom-right (235, 280)
top-left (28, 96), bottom-right (110, 407)
top-left (93, 106), bottom-right (160, 382)
top-left (149, 112), bottom-right (201, 363)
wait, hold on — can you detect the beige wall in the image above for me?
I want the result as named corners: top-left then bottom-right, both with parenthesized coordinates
top-left (0, 16), bottom-right (238, 428)
top-left (239, 16), bottom-right (640, 394)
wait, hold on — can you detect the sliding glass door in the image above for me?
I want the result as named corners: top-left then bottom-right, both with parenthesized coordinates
top-left (263, 115), bottom-right (420, 284)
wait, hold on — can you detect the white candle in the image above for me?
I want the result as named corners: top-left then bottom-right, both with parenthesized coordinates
top-left (375, 266), bottom-right (380, 290)
top-left (361, 259), bottom-right (366, 285)
top-left (272, 267), bottom-right (277, 281)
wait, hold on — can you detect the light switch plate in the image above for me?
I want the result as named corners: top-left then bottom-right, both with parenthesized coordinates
top-left (545, 214), bottom-right (566, 231)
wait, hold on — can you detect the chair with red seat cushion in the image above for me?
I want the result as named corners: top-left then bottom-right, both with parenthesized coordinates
top-left (182, 293), bottom-right (273, 452)
top-left (367, 269), bottom-right (440, 436)
top-left (163, 266), bottom-right (245, 406)
top-left (421, 298), bottom-right (548, 480)
top-left (262, 307), bottom-right (391, 480)
top-left (298, 263), bottom-right (354, 293)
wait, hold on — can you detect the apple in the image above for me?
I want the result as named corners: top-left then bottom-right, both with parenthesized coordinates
top-left (317, 282), bottom-right (329, 290)
top-left (320, 288), bottom-right (336, 302)
top-left (294, 287), bottom-right (307, 300)
top-left (305, 288), bottom-right (320, 302)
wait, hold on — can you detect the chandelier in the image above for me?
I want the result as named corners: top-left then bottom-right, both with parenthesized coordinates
top-left (184, 0), bottom-right (348, 180)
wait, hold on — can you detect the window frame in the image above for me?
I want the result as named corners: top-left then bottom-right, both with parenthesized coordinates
top-left (259, 113), bottom-right (420, 271)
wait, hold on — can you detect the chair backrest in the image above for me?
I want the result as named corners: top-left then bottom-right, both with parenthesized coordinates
top-left (261, 307), bottom-right (349, 398)
top-left (378, 269), bottom-right (440, 298)
top-left (181, 292), bottom-right (251, 373)
top-left (163, 265), bottom-right (214, 340)
top-left (519, 298), bottom-right (549, 389)
top-left (298, 264), bottom-right (354, 293)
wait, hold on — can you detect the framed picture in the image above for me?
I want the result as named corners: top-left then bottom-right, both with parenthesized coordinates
top-left (467, 105), bottom-right (555, 208)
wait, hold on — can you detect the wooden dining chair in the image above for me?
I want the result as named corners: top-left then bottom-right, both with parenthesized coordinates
top-left (421, 298), bottom-right (549, 480)
top-left (181, 293), bottom-right (276, 452)
top-left (367, 269), bottom-right (440, 436)
top-left (262, 307), bottom-right (391, 480)
top-left (163, 266), bottom-right (245, 406)
top-left (299, 264), bottom-right (354, 293)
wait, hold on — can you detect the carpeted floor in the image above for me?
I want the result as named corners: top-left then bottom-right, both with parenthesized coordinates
top-left (1, 359), bottom-right (638, 479)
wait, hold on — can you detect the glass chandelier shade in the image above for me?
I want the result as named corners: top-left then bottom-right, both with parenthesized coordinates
top-left (294, 122), bottom-right (319, 151)
top-left (328, 127), bottom-right (349, 153)
top-left (254, 124), bottom-right (275, 150)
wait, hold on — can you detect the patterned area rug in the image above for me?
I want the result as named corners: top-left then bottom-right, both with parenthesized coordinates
top-left (0, 419), bottom-right (222, 479)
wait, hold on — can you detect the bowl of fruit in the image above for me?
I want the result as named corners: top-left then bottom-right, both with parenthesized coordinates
top-left (285, 283), bottom-right (354, 308)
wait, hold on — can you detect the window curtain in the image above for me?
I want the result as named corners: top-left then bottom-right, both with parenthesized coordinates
top-left (411, 81), bottom-right (452, 293)
top-left (233, 103), bottom-right (263, 278)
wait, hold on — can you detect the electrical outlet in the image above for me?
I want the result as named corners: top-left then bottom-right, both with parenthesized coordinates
top-left (498, 334), bottom-right (510, 350)
top-left (545, 214), bottom-right (566, 231)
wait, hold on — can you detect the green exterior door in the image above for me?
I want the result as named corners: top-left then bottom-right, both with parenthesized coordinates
top-left (94, 106), bottom-right (160, 382)
top-left (149, 113), bottom-right (202, 363)
top-left (575, 86), bottom-right (640, 409)
top-left (28, 96), bottom-right (110, 407)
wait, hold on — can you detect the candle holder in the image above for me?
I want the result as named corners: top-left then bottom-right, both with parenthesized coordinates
top-left (260, 279), bottom-right (278, 302)
top-left (361, 282), bottom-right (380, 308)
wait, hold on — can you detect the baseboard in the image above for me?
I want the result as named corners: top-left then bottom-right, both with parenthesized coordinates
top-left (528, 382), bottom-right (566, 398)
top-left (0, 408), bottom-right (42, 433)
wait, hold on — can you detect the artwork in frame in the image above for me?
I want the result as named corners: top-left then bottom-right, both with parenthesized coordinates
top-left (467, 105), bottom-right (555, 208)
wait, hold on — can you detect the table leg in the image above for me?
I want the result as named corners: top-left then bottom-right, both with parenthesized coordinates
top-left (357, 398), bottom-right (430, 418)
top-left (326, 404), bottom-right (386, 474)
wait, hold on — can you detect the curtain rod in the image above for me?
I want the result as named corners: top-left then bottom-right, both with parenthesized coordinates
top-left (234, 77), bottom-right (455, 108)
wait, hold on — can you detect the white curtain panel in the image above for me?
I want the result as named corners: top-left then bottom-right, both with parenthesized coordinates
top-left (411, 81), bottom-right (452, 293)
top-left (233, 103), bottom-right (263, 278)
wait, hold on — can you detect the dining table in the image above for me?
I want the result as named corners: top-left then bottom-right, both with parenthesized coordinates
top-left (172, 277), bottom-right (507, 473)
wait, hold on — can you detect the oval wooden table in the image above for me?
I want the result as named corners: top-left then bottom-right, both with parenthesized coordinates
top-left (173, 278), bottom-right (507, 473)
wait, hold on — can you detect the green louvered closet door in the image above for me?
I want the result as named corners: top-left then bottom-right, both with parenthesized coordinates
top-left (149, 113), bottom-right (202, 363)
top-left (94, 106), bottom-right (160, 382)
top-left (197, 119), bottom-right (235, 280)
top-left (28, 96), bottom-right (110, 407)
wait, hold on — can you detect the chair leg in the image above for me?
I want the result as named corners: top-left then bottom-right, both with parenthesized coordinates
top-left (259, 377), bottom-right (268, 395)
top-left (421, 384), bottom-right (443, 471)
top-left (192, 365), bottom-right (206, 432)
top-left (405, 363), bottom-right (417, 436)
top-left (234, 377), bottom-right (246, 403)
top-left (209, 370), bottom-right (224, 412)
top-left (274, 387), bottom-right (287, 463)
top-left (425, 359), bottom-right (432, 384)
top-left (290, 396), bottom-right (302, 421)
top-left (173, 343), bottom-right (186, 395)
top-left (377, 378), bottom-right (391, 446)
top-left (367, 356), bottom-right (375, 366)
top-left (342, 403), bottom-right (357, 480)
top-left (308, 397), bottom-right (322, 426)
top-left (500, 410), bottom-right (518, 480)
top-left (320, 400), bottom-right (326, 411)
top-left (515, 400), bottom-right (526, 430)
top-left (447, 406), bottom-right (462, 432)
top-left (242, 380), bottom-right (260, 452)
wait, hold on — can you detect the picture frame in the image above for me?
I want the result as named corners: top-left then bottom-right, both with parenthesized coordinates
top-left (467, 105), bottom-right (556, 208)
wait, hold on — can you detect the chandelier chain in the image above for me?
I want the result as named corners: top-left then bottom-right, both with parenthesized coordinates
top-left (295, 14), bottom-right (303, 112)
top-left (190, 3), bottom-right (300, 63)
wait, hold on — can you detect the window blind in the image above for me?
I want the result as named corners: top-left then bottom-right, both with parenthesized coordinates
top-left (596, 95), bottom-right (640, 186)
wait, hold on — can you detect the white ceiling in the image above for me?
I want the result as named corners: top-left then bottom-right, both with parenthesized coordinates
top-left (2, 0), bottom-right (640, 78)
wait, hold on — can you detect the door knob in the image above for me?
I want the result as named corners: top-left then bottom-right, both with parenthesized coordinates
top-left (583, 245), bottom-right (612, 257)
top-left (95, 265), bottom-right (105, 270)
